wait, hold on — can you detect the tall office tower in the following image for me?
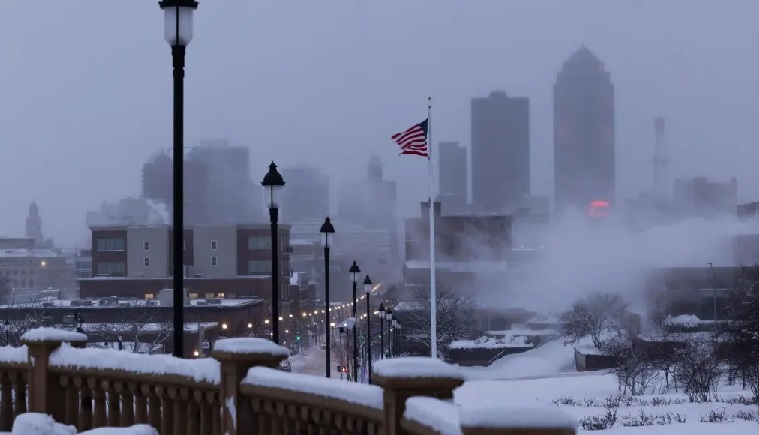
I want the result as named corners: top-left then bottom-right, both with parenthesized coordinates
top-left (187, 140), bottom-right (253, 224)
top-left (141, 150), bottom-right (209, 225)
top-left (471, 91), bottom-right (530, 214)
top-left (554, 46), bottom-right (615, 215)
top-left (437, 141), bottom-right (468, 214)
top-left (280, 165), bottom-right (330, 223)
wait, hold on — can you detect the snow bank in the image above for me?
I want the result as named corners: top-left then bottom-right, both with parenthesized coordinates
top-left (0, 345), bottom-right (28, 364)
top-left (460, 405), bottom-right (575, 429)
top-left (213, 337), bottom-right (289, 357)
top-left (404, 397), bottom-right (461, 435)
top-left (11, 413), bottom-right (75, 435)
top-left (21, 328), bottom-right (86, 343)
top-left (79, 425), bottom-right (158, 435)
top-left (460, 338), bottom-right (577, 380)
top-left (50, 344), bottom-right (220, 384)
top-left (373, 357), bottom-right (463, 379)
top-left (243, 367), bottom-right (383, 409)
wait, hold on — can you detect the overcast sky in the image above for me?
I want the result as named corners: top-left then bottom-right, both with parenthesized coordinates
top-left (0, 0), bottom-right (757, 247)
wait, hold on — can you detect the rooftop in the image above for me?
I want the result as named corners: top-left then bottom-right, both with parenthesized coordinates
top-left (0, 248), bottom-right (59, 258)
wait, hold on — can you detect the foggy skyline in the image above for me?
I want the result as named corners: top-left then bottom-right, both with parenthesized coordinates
top-left (1, 0), bottom-right (758, 246)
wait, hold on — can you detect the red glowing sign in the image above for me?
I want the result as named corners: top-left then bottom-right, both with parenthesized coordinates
top-left (588, 200), bottom-right (610, 217)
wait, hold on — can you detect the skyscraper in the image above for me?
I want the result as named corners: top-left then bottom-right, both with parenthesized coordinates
top-left (471, 91), bottom-right (530, 213)
top-left (554, 46), bottom-right (615, 215)
top-left (280, 165), bottom-right (330, 223)
top-left (437, 141), bottom-right (468, 213)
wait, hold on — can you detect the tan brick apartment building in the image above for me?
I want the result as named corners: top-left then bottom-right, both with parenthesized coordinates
top-left (80, 224), bottom-right (292, 309)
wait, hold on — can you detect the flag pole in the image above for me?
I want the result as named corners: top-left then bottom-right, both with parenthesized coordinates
top-left (427, 96), bottom-right (438, 359)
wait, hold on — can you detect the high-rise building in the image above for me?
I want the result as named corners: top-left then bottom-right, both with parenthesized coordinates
top-left (554, 46), bottom-right (615, 215)
top-left (187, 140), bottom-right (253, 225)
top-left (280, 166), bottom-right (329, 223)
top-left (471, 91), bottom-right (530, 213)
top-left (141, 150), bottom-right (209, 225)
top-left (437, 141), bottom-right (468, 214)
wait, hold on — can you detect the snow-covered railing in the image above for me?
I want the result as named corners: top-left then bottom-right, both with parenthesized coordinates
top-left (0, 328), bottom-right (578, 435)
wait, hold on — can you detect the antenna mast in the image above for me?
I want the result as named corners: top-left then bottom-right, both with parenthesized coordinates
top-left (653, 117), bottom-right (668, 198)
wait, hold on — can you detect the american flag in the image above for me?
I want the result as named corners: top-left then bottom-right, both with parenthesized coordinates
top-left (391, 119), bottom-right (429, 158)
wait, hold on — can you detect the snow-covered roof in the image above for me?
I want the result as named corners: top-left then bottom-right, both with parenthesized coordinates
top-left (449, 336), bottom-right (533, 350)
top-left (0, 297), bottom-right (262, 309)
top-left (0, 248), bottom-right (59, 258)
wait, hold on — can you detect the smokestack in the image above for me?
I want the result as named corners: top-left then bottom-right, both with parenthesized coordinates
top-left (653, 117), bottom-right (668, 198)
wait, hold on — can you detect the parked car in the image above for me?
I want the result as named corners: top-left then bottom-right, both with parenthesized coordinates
top-left (278, 360), bottom-right (291, 372)
top-left (320, 343), bottom-right (327, 350)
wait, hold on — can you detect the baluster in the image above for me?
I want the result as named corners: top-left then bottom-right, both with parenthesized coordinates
top-left (157, 386), bottom-right (173, 435)
top-left (283, 403), bottom-right (296, 434)
top-left (270, 401), bottom-right (284, 435)
top-left (12, 372), bottom-right (26, 416)
top-left (195, 391), bottom-right (211, 435)
top-left (89, 378), bottom-right (107, 428)
top-left (251, 398), bottom-right (270, 434)
top-left (59, 376), bottom-right (78, 427)
top-left (0, 371), bottom-right (12, 431)
top-left (143, 385), bottom-right (161, 432)
top-left (211, 395), bottom-right (220, 435)
top-left (76, 377), bottom-right (93, 431)
top-left (186, 392), bottom-right (199, 435)
top-left (116, 381), bottom-right (134, 427)
top-left (104, 380), bottom-right (120, 427)
top-left (170, 387), bottom-right (187, 435)
top-left (132, 383), bottom-right (147, 425)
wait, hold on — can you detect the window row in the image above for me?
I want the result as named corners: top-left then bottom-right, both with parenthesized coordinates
top-left (97, 262), bottom-right (126, 276)
top-left (2, 279), bottom-right (34, 288)
top-left (97, 238), bottom-right (125, 252)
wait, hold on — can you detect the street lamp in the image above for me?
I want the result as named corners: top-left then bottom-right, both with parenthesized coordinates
top-left (363, 275), bottom-right (373, 383)
top-left (349, 260), bottom-right (360, 382)
top-left (377, 303), bottom-right (385, 360)
top-left (385, 309), bottom-right (393, 358)
top-left (159, 0), bottom-right (199, 359)
top-left (261, 161), bottom-right (285, 344)
top-left (75, 311), bottom-right (84, 334)
top-left (320, 216), bottom-right (335, 378)
top-left (396, 323), bottom-right (402, 357)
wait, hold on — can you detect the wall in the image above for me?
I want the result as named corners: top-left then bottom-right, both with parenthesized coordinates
top-left (193, 226), bottom-right (238, 278)
top-left (127, 227), bottom-right (169, 278)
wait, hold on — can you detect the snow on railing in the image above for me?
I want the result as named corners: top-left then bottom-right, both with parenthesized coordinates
top-left (0, 328), bottom-right (579, 435)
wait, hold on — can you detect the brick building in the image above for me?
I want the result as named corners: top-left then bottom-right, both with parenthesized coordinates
top-left (81, 224), bottom-right (292, 312)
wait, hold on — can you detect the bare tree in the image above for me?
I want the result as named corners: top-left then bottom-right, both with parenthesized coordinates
top-left (1, 303), bottom-right (49, 346)
top-left (561, 292), bottom-right (627, 350)
top-left (403, 286), bottom-right (479, 358)
top-left (719, 266), bottom-right (759, 408)
top-left (88, 310), bottom-right (171, 353)
top-left (602, 337), bottom-right (660, 395)
top-left (673, 337), bottom-right (722, 403)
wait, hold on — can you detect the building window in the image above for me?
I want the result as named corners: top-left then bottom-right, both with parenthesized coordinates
top-left (96, 262), bottom-right (126, 276)
top-left (211, 240), bottom-right (218, 251)
top-left (145, 293), bottom-right (154, 300)
top-left (204, 293), bottom-right (214, 298)
top-left (211, 256), bottom-right (217, 266)
top-left (29, 279), bottom-right (34, 288)
top-left (144, 257), bottom-right (150, 267)
top-left (247, 236), bottom-right (270, 250)
top-left (96, 238), bottom-right (126, 252)
top-left (217, 292), bottom-right (225, 299)
top-left (188, 292), bottom-right (198, 299)
top-left (247, 260), bottom-right (272, 274)
top-left (144, 241), bottom-right (150, 251)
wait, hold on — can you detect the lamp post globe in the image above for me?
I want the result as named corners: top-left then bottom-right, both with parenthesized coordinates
top-left (159, 0), bottom-right (198, 47)
top-left (348, 260), bottom-right (360, 382)
top-left (320, 216), bottom-right (335, 377)
top-left (262, 161), bottom-right (285, 344)
top-left (159, 0), bottom-right (198, 358)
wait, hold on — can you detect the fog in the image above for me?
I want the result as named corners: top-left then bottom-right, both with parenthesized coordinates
top-left (472, 212), bottom-right (759, 316)
top-left (1, 0), bottom-right (758, 247)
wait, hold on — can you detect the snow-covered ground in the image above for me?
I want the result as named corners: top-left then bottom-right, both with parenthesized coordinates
top-left (454, 338), bottom-right (759, 433)
top-left (458, 337), bottom-right (576, 380)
